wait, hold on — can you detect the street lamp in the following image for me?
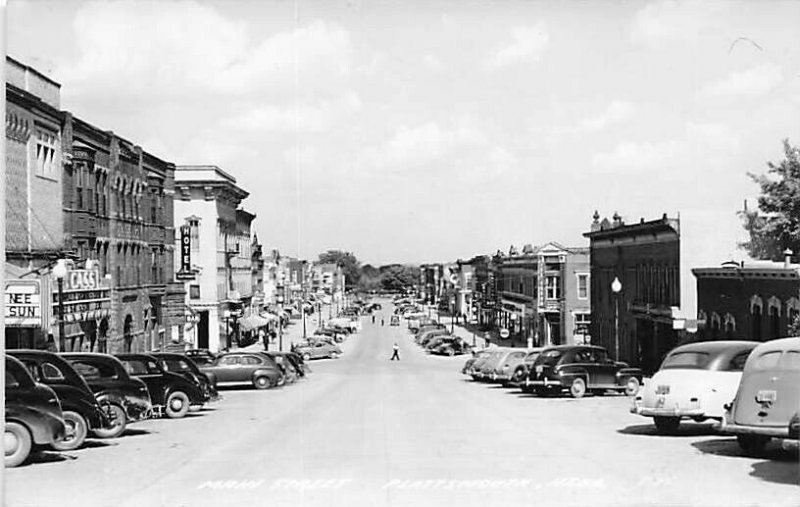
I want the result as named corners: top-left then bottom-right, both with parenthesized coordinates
top-left (611, 276), bottom-right (622, 361)
top-left (53, 259), bottom-right (69, 352)
top-left (223, 310), bottom-right (231, 350)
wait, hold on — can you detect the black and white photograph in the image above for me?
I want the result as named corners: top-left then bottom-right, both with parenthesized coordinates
top-left (2, 0), bottom-right (800, 505)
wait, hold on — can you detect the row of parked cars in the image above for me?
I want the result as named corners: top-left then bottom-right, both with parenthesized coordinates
top-left (4, 345), bottom-right (316, 468)
top-left (413, 323), bottom-right (474, 356)
top-left (458, 335), bottom-right (800, 457)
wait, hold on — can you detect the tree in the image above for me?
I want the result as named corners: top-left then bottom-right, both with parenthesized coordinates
top-left (317, 250), bottom-right (361, 290)
top-left (379, 264), bottom-right (420, 292)
top-left (739, 140), bottom-right (800, 260)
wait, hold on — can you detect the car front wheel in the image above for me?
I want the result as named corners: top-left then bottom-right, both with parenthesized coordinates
top-left (4, 421), bottom-right (32, 468)
top-left (165, 391), bottom-right (190, 419)
top-left (92, 403), bottom-right (127, 439)
top-left (624, 377), bottom-right (641, 397)
top-left (569, 378), bottom-right (586, 399)
top-left (653, 416), bottom-right (681, 434)
top-left (302, 353), bottom-right (311, 361)
top-left (52, 411), bottom-right (88, 451)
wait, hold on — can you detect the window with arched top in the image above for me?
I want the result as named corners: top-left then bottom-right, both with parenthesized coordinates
top-left (752, 304), bottom-right (763, 341)
top-left (750, 295), bottom-right (763, 314)
top-left (724, 313), bottom-right (736, 338)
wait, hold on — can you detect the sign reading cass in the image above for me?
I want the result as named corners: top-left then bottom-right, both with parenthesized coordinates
top-left (5, 280), bottom-right (42, 326)
top-left (53, 269), bottom-right (111, 324)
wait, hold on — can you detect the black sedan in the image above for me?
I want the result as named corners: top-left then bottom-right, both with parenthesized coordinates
top-left (9, 350), bottom-right (111, 450)
top-left (62, 353), bottom-right (153, 437)
top-left (5, 356), bottom-right (66, 468)
top-left (116, 353), bottom-right (206, 419)
top-left (151, 352), bottom-right (220, 405)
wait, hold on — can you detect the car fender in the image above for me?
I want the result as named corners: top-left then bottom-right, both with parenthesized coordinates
top-left (250, 368), bottom-right (278, 383)
top-left (615, 368), bottom-right (644, 383)
top-left (164, 375), bottom-right (204, 404)
top-left (557, 366), bottom-right (589, 385)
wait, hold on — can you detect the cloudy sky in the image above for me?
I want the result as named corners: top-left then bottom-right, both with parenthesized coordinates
top-left (8, 0), bottom-right (800, 265)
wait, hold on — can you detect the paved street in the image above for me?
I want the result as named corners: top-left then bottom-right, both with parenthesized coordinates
top-left (5, 303), bottom-right (799, 507)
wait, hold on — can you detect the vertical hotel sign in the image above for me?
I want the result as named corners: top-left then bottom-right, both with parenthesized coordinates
top-left (177, 225), bottom-right (195, 280)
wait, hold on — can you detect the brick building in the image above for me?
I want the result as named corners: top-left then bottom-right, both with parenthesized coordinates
top-left (584, 212), bottom-right (681, 375)
top-left (4, 57), bottom-right (65, 349)
top-left (693, 253), bottom-right (800, 342)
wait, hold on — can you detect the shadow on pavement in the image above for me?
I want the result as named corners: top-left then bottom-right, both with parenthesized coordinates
top-left (121, 428), bottom-right (153, 437)
top-left (80, 439), bottom-right (118, 449)
top-left (618, 423), bottom-right (719, 437)
top-left (749, 458), bottom-right (800, 486)
top-left (25, 450), bottom-right (76, 465)
top-left (692, 438), bottom-right (799, 461)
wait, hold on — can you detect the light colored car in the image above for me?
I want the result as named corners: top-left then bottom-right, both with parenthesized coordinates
top-left (631, 341), bottom-right (757, 433)
top-left (462, 350), bottom-right (493, 375)
top-left (473, 348), bottom-right (512, 380)
top-left (717, 337), bottom-right (800, 454)
top-left (293, 341), bottom-right (343, 361)
top-left (509, 349), bottom-right (543, 389)
top-left (481, 349), bottom-right (529, 383)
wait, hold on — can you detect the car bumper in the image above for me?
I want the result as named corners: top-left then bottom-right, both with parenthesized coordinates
top-left (631, 405), bottom-right (706, 418)
top-left (525, 378), bottom-right (563, 388)
top-left (715, 419), bottom-right (790, 438)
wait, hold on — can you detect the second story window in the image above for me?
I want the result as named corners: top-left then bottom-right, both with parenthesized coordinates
top-left (577, 274), bottom-right (589, 300)
top-left (546, 275), bottom-right (561, 300)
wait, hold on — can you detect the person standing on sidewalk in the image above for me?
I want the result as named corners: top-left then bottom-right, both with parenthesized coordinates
top-left (390, 342), bottom-right (400, 361)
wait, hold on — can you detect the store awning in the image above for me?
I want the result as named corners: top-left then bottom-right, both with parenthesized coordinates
top-left (238, 314), bottom-right (271, 332)
top-left (259, 312), bottom-right (280, 322)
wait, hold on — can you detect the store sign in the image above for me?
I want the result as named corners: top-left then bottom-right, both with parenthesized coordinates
top-left (5, 280), bottom-right (42, 326)
top-left (180, 225), bottom-right (191, 272)
top-left (63, 269), bottom-right (101, 291)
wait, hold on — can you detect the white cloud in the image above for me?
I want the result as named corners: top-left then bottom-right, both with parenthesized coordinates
top-left (423, 54), bottom-right (442, 69)
top-left (580, 100), bottom-right (636, 131)
top-left (59, 2), bottom-right (353, 101)
top-left (489, 23), bottom-right (549, 68)
top-left (630, 0), bottom-right (725, 48)
top-left (221, 93), bottom-right (362, 133)
top-left (592, 121), bottom-right (739, 173)
top-left (356, 119), bottom-right (519, 183)
top-left (283, 145), bottom-right (318, 167)
top-left (701, 64), bottom-right (784, 98)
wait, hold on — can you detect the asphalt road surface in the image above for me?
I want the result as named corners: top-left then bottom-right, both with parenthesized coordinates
top-left (5, 304), bottom-right (800, 506)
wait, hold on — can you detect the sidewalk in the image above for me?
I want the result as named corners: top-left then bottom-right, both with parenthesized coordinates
top-left (439, 316), bottom-right (530, 349)
top-left (240, 304), bottom-right (338, 353)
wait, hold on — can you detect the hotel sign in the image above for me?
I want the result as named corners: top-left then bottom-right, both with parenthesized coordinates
top-left (180, 225), bottom-right (191, 272)
top-left (5, 280), bottom-right (42, 327)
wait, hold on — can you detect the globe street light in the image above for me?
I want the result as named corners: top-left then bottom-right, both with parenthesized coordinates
top-left (52, 259), bottom-right (69, 352)
top-left (611, 276), bottom-right (622, 361)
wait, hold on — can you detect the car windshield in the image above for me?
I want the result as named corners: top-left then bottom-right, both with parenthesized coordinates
top-left (661, 351), bottom-right (710, 370)
top-left (163, 359), bottom-right (193, 372)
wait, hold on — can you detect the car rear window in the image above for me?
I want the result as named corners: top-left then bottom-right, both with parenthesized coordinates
top-left (163, 359), bottom-right (192, 372)
top-left (71, 361), bottom-right (118, 379)
top-left (536, 350), bottom-right (563, 366)
top-left (661, 352), bottom-right (710, 369)
top-left (750, 351), bottom-right (782, 370)
top-left (780, 351), bottom-right (800, 370)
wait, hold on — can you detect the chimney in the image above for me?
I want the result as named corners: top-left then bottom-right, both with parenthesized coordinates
top-left (784, 249), bottom-right (794, 268)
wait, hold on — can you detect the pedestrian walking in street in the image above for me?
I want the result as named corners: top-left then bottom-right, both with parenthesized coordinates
top-left (390, 342), bottom-right (400, 361)
top-left (372, 315), bottom-right (376, 324)
top-left (381, 318), bottom-right (385, 326)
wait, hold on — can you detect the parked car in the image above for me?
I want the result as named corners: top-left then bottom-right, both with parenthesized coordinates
top-left (511, 349), bottom-right (544, 390)
top-left (525, 345), bottom-right (643, 398)
top-left (151, 352), bottom-right (221, 405)
top-left (483, 348), bottom-right (534, 386)
top-left (265, 351), bottom-right (308, 378)
top-left (430, 338), bottom-right (472, 356)
top-left (61, 353), bottom-right (152, 438)
top-left (462, 349), bottom-right (493, 375)
top-left (631, 341), bottom-right (757, 433)
top-left (476, 348), bottom-right (523, 382)
top-left (292, 341), bottom-right (343, 361)
top-left (717, 337), bottom-right (800, 454)
top-left (390, 315), bottom-right (401, 326)
top-left (5, 356), bottom-right (66, 468)
top-left (199, 351), bottom-right (284, 389)
top-left (116, 353), bottom-right (206, 418)
top-left (419, 329), bottom-right (450, 347)
top-left (472, 348), bottom-right (511, 380)
top-left (9, 350), bottom-right (111, 450)
top-left (261, 352), bottom-right (299, 384)
top-left (184, 349), bottom-right (218, 366)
